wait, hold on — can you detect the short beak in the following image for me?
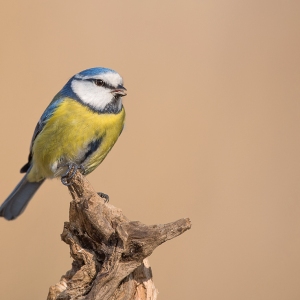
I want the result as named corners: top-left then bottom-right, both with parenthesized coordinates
top-left (111, 85), bottom-right (127, 97)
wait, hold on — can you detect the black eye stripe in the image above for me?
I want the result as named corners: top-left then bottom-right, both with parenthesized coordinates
top-left (92, 79), bottom-right (115, 89)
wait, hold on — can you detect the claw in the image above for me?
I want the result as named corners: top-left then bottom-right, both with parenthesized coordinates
top-left (61, 176), bottom-right (73, 186)
top-left (97, 192), bottom-right (109, 203)
top-left (61, 163), bottom-right (85, 186)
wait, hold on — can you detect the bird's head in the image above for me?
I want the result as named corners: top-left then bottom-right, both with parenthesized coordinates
top-left (63, 67), bottom-right (127, 112)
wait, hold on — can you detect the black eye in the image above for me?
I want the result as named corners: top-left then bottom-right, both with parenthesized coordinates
top-left (94, 79), bottom-right (104, 87)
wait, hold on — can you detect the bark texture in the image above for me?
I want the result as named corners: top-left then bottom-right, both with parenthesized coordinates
top-left (47, 172), bottom-right (191, 300)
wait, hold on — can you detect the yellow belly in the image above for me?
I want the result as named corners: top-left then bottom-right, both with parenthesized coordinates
top-left (27, 98), bottom-right (125, 182)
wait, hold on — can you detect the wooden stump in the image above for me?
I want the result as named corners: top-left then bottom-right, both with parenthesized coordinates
top-left (47, 172), bottom-right (191, 300)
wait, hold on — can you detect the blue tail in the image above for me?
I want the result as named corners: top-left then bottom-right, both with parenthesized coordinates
top-left (0, 172), bottom-right (44, 220)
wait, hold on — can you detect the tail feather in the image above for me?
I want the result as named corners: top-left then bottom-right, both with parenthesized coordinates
top-left (0, 173), bottom-right (44, 220)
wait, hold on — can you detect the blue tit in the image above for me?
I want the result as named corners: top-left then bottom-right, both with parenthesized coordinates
top-left (0, 67), bottom-right (127, 220)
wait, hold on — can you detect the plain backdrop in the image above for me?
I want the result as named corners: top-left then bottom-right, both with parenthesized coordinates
top-left (0, 1), bottom-right (300, 299)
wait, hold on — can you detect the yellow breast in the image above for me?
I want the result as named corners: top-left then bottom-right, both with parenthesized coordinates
top-left (27, 98), bottom-right (125, 182)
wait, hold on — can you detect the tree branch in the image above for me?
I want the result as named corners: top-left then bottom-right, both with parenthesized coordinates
top-left (47, 172), bottom-right (191, 300)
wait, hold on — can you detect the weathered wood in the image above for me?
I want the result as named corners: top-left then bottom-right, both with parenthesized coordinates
top-left (47, 172), bottom-right (191, 300)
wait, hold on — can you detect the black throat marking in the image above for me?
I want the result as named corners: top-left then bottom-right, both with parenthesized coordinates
top-left (100, 97), bottom-right (122, 114)
top-left (80, 97), bottom-right (122, 114)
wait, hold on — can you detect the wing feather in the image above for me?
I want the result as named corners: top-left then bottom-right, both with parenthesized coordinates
top-left (20, 93), bottom-right (64, 173)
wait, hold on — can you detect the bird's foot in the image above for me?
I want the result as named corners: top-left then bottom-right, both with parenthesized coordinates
top-left (61, 163), bottom-right (85, 186)
top-left (97, 192), bottom-right (109, 203)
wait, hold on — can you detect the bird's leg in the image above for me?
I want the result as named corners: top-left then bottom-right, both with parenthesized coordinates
top-left (61, 163), bottom-right (85, 186)
top-left (97, 192), bottom-right (109, 203)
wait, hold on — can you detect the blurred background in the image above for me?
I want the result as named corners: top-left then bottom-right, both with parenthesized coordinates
top-left (0, 1), bottom-right (300, 299)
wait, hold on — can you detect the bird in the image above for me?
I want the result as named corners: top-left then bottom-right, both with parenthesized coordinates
top-left (0, 67), bottom-right (127, 220)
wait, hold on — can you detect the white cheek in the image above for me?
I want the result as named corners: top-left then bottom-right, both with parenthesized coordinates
top-left (71, 80), bottom-right (113, 110)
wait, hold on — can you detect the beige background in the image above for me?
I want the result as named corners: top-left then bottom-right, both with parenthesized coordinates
top-left (0, 1), bottom-right (300, 299)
